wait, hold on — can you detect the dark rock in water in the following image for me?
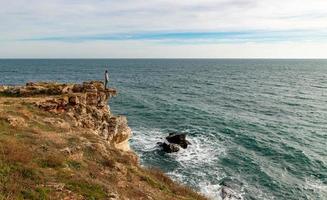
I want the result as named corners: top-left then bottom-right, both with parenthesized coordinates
top-left (160, 142), bottom-right (180, 153)
top-left (166, 133), bottom-right (191, 149)
top-left (157, 133), bottom-right (191, 153)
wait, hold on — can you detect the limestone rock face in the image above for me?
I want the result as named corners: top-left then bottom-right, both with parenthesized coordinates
top-left (1, 81), bottom-right (131, 151)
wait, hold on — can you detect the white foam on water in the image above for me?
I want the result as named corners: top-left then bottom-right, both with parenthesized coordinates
top-left (305, 178), bottom-right (327, 197)
top-left (169, 133), bottom-right (225, 166)
top-left (130, 127), bottom-right (231, 199)
top-left (198, 182), bottom-right (222, 200)
top-left (130, 128), bottom-right (165, 152)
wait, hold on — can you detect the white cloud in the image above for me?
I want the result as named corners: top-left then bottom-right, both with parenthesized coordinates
top-left (1, 40), bottom-right (326, 58)
top-left (0, 0), bottom-right (327, 57)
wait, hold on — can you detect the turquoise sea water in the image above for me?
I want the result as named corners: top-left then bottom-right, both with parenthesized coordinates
top-left (1, 59), bottom-right (326, 199)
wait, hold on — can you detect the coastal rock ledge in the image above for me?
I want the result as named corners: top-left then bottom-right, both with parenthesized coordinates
top-left (0, 81), bottom-right (207, 200)
top-left (1, 81), bottom-right (131, 151)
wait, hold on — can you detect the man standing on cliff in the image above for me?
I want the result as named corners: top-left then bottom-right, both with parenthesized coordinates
top-left (104, 70), bottom-right (109, 89)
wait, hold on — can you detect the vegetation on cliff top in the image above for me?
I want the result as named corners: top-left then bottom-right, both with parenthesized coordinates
top-left (0, 82), bottom-right (207, 200)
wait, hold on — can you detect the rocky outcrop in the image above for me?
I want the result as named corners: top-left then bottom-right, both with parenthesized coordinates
top-left (0, 81), bottom-right (131, 151)
top-left (159, 133), bottom-right (191, 153)
top-left (0, 81), bottom-right (208, 200)
top-left (166, 132), bottom-right (191, 149)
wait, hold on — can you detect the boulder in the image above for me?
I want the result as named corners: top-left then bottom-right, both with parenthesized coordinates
top-left (166, 133), bottom-right (191, 149)
top-left (86, 92), bottom-right (98, 105)
top-left (72, 84), bottom-right (84, 93)
top-left (69, 95), bottom-right (79, 105)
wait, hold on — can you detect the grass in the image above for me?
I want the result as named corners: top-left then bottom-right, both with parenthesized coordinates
top-left (0, 138), bottom-right (33, 164)
top-left (0, 92), bottom-right (20, 97)
top-left (21, 187), bottom-right (50, 200)
top-left (67, 160), bottom-right (82, 170)
top-left (0, 118), bottom-right (10, 137)
top-left (0, 161), bottom-right (42, 199)
top-left (144, 167), bottom-right (207, 199)
top-left (0, 93), bottom-right (208, 200)
top-left (65, 180), bottom-right (107, 200)
top-left (38, 153), bottom-right (65, 168)
top-left (32, 121), bottom-right (58, 132)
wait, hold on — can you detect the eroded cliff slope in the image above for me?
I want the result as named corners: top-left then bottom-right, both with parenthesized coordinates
top-left (0, 81), bottom-right (206, 200)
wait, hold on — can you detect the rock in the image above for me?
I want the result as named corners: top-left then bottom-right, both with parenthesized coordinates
top-left (86, 92), bottom-right (98, 106)
top-left (88, 81), bottom-right (105, 91)
top-left (160, 142), bottom-right (180, 153)
top-left (83, 82), bottom-right (98, 93)
top-left (72, 84), bottom-right (83, 93)
top-left (108, 116), bottom-right (132, 151)
top-left (1, 81), bottom-right (116, 98)
top-left (6, 116), bottom-right (26, 127)
top-left (158, 133), bottom-right (191, 153)
top-left (107, 192), bottom-right (119, 200)
top-left (0, 85), bottom-right (8, 92)
top-left (2, 81), bottom-right (130, 154)
top-left (69, 95), bottom-right (79, 105)
top-left (61, 85), bottom-right (73, 94)
top-left (60, 147), bottom-right (72, 155)
top-left (166, 133), bottom-right (191, 149)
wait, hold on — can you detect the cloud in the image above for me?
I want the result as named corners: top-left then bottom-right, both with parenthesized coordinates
top-left (1, 0), bottom-right (327, 57)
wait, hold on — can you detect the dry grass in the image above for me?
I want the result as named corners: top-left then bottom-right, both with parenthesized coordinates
top-left (38, 153), bottom-right (65, 168)
top-left (0, 138), bottom-right (33, 164)
top-left (0, 96), bottom-right (209, 200)
top-left (147, 167), bottom-right (207, 199)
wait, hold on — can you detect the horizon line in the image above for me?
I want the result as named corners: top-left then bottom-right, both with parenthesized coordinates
top-left (0, 58), bottom-right (327, 60)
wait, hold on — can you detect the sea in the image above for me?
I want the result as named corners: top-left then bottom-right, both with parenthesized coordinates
top-left (0, 59), bottom-right (326, 200)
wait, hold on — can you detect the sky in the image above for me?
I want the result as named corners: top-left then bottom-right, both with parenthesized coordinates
top-left (1, 0), bottom-right (327, 58)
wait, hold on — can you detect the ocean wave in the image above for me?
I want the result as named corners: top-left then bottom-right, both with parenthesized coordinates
top-left (130, 127), bottom-right (229, 199)
top-left (305, 178), bottom-right (327, 198)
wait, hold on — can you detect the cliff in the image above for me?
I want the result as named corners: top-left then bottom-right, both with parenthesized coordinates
top-left (0, 81), bottom-right (207, 200)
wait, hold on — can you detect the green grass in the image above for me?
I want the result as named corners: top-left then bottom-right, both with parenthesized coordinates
top-left (0, 118), bottom-right (10, 135)
top-left (0, 94), bottom-right (208, 200)
top-left (0, 92), bottom-right (20, 97)
top-left (67, 160), bottom-right (82, 170)
top-left (65, 180), bottom-right (106, 200)
top-left (38, 154), bottom-right (65, 168)
top-left (32, 121), bottom-right (57, 132)
top-left (21, 187), bottom-right (50, 200)
top-left (0, 162), bottom-right (11, 188)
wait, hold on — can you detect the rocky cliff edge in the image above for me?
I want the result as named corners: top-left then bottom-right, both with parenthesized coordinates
top-left (1, 81), bottom-right (130, 151)
top-left (0, 81), bottom-right (207, 200)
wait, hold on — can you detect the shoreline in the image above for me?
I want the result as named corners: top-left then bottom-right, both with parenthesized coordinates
top-left (0, 81), bottom-right (207, 200)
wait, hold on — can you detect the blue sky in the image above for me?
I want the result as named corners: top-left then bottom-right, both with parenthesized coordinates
top-left (1, 0), bottom-right (327, 58)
